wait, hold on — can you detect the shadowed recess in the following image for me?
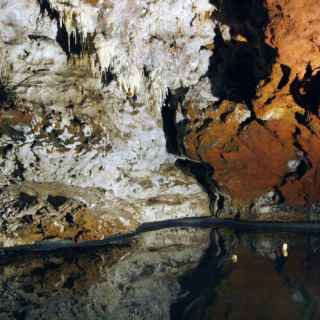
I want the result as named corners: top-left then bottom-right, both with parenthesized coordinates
top-left (290, 64), bottom-right (320, 116)
top-left (208, 0), bottom-right (277, 104)
top-left (37, 0), bottom-right (93, 57)
top-left (162, 87), bottom-right (189, 155)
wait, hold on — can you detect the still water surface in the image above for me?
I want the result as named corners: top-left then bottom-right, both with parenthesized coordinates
top-left (0, 227), bottom-right (319, 320)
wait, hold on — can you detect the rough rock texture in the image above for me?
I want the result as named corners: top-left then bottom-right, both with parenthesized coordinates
top-left (0, 0), bottom-right (214, 246)
top-left (183, 0), bottom-right (320, 216)
top-left (0, 183), bottom-right (138, 247)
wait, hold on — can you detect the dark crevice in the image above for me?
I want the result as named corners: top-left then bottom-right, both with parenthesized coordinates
top-left (143, 65), bottom-right (151, 78)
top-left (14, 193), bottom-right (38, 211)
top-left (175, 159), bottom-right (223, 213)
top-left (56, 24), bottom-right (84, 56)
top-left (210, 0), bottom-right (270, 41)
top-left (47, 195), bottom-right (68, 210)
top-left (220, 106), bottom-right (235, 123)
top-left (264, 95), bottom-right (276, 106)
top-left (294, 112), bottom-right (316, 136)
top-left (280, 128), bottom-right (311, 186)
top-left (13, 310), bottom-right (27, 320)
top-left (237, 113), bottom-right (256, 133)
top-left (295, 112), bottom-right (309, 126)
top-left (162, 91), bottom-right (179, 155)
top-left (176, 120), bottom-right (189, 156)
top-left (171, 231), bottom-right (228, 320)
top-left (21, 215), bottom-right (34, 224)
top-left (161, 88), bottom-right (189, 155)
top-left (272, 187), bottom-right (285, 204)
top-left (281, 161), bottom-right (308, 187)
top-left (65, 212), bottom-right (74, 225)
top-left (101, 69), bottom-right (116, 87)
top-left (290, 63), bottom-right (320, 116)
top-left (207, 27), bottom-right (276, 104)
top-left (237, 101), bottom-right (265, 133)
top-left (207, 0), bottom-right (277, 105)
top-left (196, 118), bottom-right (213, 133)
top-left (1, 144), bottom-right (13, 158)
top-left (28, 34), bottom-right (50, 42)
top-left (37, 0), bottom-right (92, 57)
top-left (292, 128), bottom-right (312, 171)
top-left (12, 160), bottom-right (25, 182)
top-left (0, 74), bottom-right (16, 108)
top-left (277, 64), bottom-right (291, 90)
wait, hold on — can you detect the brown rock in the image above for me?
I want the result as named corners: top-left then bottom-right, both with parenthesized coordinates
top-left (184, 0), bottom-right (320, 212)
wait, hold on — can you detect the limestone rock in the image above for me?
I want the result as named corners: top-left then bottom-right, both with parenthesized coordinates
top-left (0, 0), bottom-right (214, 246)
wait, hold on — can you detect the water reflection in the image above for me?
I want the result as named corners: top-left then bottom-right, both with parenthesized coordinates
top-left (0, 227), bottom-right (320, 320)
top-left (0, 228), bottom-right (211, 320)
top-left (172, 231), bottom-right (320, 320)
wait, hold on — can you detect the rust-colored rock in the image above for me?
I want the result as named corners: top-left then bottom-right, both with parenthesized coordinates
top-left (265, 0), bottom-right (320, 77)
top-left (184, 0), bottom-right (320, 213)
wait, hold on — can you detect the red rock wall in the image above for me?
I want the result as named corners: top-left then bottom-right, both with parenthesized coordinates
top-left (184, 0), bottom-right (320, 212)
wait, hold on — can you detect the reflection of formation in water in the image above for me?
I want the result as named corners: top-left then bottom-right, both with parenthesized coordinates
top-left (0, 227), bottom-right (320, 320)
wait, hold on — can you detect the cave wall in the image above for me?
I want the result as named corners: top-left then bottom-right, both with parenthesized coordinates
top-left (0, 0), bottom-right (214, 246)
top-left (184, 0), bottom-right (320, 217)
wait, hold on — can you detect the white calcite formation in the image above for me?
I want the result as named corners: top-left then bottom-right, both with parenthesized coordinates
top-left (0, 0), bottom-right (218, 246)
